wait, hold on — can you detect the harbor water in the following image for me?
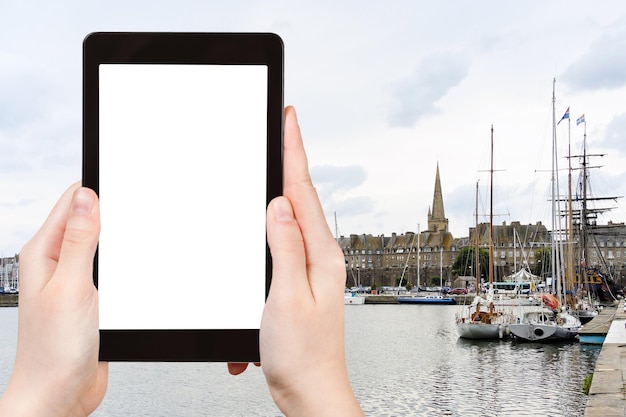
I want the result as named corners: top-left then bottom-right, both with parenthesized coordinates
top-left (0, 305), bottom-right (601, 416)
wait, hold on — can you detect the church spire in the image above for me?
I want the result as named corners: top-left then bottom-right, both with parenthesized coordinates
top-left (428, 162), bottom-right (448, 232)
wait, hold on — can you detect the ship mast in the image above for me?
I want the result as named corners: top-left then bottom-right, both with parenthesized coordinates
top-left (475, 180), bottom-right (480, 295)
top-left (489, 125), bottom-right (494, 287)
top-left (565, 115), bottom-right (621, 293)
top-left (551, 78), bottom-right (564, 299)
top-left (566, 105), bottom-right (575, 305)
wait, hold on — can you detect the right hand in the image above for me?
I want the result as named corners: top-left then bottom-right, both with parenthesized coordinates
top-left (258, 106), bottom-right (364, 416)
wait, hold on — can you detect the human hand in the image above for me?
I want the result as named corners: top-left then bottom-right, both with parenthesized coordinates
top-left (229, 106), bottom-right (363, 416)
top-left (0, 184), bottom-right (107, 417)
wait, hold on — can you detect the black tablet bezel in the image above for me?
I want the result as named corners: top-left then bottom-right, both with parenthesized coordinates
top-left (83, 32), bottom-right (283, 362)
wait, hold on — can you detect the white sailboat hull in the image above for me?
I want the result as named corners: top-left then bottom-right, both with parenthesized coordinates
top-left (455, 295), bottom-right (516, 340)
top-left (509, 310), bottom-right (581, 342)
top-left (457, 322), bottom-right (508, 339)
top-left (508, 323), bottom-right (578, 342)
top-left (344, 295), bottom-right (365, 305)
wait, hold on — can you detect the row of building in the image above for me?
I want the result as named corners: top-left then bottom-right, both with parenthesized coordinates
top-left (0, 256), bottom-right (19, 293)
top-left (2, 165), bottom-right (625, 294)
top-left (338, 165), bottom-right (626, 290)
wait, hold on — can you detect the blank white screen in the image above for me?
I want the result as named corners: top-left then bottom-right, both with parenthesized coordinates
top-left (98, 64), bottom-right (268, 330)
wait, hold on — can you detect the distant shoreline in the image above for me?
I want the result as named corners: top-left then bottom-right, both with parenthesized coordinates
top-left (0, 294), bottom-right (18, 307)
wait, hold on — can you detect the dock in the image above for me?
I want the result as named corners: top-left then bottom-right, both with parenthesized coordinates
top-left (0, 294), bottom-right (18, 307)
top-left (580, 302), bottom-right (619, 344)
top-left (584, 300), bottom-right (626, 417)
top-left (363, 294), bottom-right (474, 304)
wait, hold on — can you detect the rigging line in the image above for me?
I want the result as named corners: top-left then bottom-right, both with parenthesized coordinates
top-left (398, 224), bottom-right (420, 287)
top-left (588, 232), bottom-right (618, 301)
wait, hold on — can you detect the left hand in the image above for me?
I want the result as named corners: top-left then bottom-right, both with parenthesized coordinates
top-left (0, 184), bottom-right (108, 417)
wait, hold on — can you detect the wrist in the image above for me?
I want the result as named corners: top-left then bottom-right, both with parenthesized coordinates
top-left (268, 367), bottom-right (364, 417)
top-left (0, 385), bottom-right (53, 417)
top-left (0, 369), bottom-right (87, 417)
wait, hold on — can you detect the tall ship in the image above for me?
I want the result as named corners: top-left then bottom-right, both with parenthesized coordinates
top-left (564, 114), bottom-right (621, 313)
top-left (509, 79), bottom-right (583, 342)
top-left (456, 127), bottom-right (516, 339)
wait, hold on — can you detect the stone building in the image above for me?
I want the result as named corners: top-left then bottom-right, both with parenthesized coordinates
top-left (0, 256), bottom-right (19, 293)
top-left (338, 164), bottom-right (460, 289)
top-left (584, 221), bottom-right (626, 287)
top-left (470, 221), bottom-right (550, 280)
top-left (338, 164), bottom-right (626, 290)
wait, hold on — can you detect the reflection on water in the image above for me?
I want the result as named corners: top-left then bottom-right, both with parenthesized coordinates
top-left (347, 305), bottom-right (600, 417)
top-left (0, 305), bottom-right (600, 416)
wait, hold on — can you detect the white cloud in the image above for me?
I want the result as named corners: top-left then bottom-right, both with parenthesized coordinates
top-left (561, 17), bottom-right (626, 91)
top-left (310, 165), bottom-right (374, 220)
top-left (602, 113), bottom-right (626, 154)
top-left (2, 0), bottom-right (626, 254)
top-left (387, 53), bottom-right (471, 127)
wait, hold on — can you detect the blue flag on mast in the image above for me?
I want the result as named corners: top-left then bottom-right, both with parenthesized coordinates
top-left (576, 114), bottom-right (586, 125)
top-left (558, 107), bottom-right (570, 125)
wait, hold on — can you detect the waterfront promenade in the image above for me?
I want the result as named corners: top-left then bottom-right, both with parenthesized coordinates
top-left (0, 294), bottom-right (17, 307)
top-left (585, 300), bottom-right (626, 417)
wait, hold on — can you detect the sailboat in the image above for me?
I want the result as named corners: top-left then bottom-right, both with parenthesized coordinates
top-left (336, 212), bottom-right (366, 305)
top-left (564, 111), bottom-right (620, 322)
top-left (509, 79), bottom-right (581, 342)
top-left (494, 229), bottom-right (542, 307)
top-left (456, 127), bottom-right (515, 339)
top-left (396, 244), bottom-right (456, 304)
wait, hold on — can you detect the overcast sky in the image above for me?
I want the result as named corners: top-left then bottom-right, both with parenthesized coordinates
top-left (1, 1), bottom-right (626, 255)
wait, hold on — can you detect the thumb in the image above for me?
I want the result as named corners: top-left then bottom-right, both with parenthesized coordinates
top-left (54, 187), bottom-right (100, 288)
top-left (266, 197), bottom-right (310, 302)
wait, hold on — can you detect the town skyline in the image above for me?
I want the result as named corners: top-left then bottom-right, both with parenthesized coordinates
top-left (1, 1), bottom-right (625, 255)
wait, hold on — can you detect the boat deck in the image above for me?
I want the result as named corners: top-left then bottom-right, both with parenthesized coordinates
top-left (584, 300), bottom-right (626, 417)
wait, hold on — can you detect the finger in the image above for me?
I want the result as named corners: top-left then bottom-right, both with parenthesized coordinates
top-left (266, 197), bottom-right (311, 303)
top-left (53, 187), bottom-right (100, 290)
top-left (283, 107), bottom-right (339, 255)
top-left (227, 363), bottom-right (249, 376)
top-left (282, 107), bottom-right (345, 291)
top-left (19, 182), bottom-right (82, 293)
top-left (283, 108), bottom-right (331, 246)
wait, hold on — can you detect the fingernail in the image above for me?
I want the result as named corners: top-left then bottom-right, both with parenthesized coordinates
top-left (72, 188), bottom-right (95, 215)
top-left (273, 198), bottom-right (294, 222)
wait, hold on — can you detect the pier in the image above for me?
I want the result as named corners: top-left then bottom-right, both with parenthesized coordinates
top-left (0, 294), bottom-right (18, 307)
top-left (580, 301), bottom-right (619, 344)
top-left (584, 300), bottom-right (626, 417)
top-left (363, 294), bottom-right (475, 304)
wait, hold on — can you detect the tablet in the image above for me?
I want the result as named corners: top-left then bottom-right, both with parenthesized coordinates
top-left (83, 32), bottom-right (283, 362)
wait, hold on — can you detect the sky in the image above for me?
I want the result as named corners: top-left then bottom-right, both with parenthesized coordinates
top-left (1, 0), bottom-right (626, 255)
